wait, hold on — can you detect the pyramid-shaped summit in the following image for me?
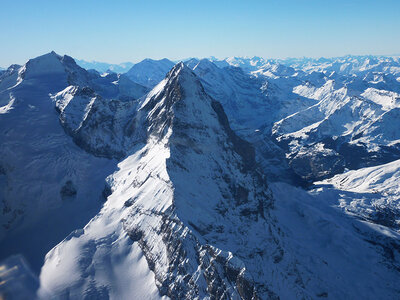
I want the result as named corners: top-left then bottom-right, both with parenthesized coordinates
top-left (40, 60), bottom-right (279, 299)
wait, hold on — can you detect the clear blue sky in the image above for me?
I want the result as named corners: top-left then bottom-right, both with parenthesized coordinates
top-left (1, 0), bottom-right (399, 66)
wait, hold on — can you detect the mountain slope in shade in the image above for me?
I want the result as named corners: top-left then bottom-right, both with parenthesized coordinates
top-left (125, 58), bottom-right (175, 88)
top-left (0, 52), bottom-right (150, 272)
top-left (0, 52), bottom-right (120, 272)
top-left (270, 181), bottom-right (400, 299)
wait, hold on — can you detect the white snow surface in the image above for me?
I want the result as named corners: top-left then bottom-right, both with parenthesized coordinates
top-left (39, 142), bottom-right (170, 299)
top-left (315, 159), bottom-right (400, 222)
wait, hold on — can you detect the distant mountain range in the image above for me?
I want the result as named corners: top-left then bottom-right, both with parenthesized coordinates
top-left (75, 59), bottom-right (135, 73)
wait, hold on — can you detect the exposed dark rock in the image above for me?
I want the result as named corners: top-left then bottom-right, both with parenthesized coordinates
top-left (60, 180), bottom-right (77, 200)
top-left (101, 185), bottom-right (112, 201)
top-left (234, 185), bottom-right (249, 206)
top-left (368, 204), bottom-right (400, 230)
top-left (211, 100), bottom-right (255, 171)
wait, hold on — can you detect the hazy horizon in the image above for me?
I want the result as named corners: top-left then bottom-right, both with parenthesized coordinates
top-left (1, 0), bottom-right (399, 67)
top-left (2, 51), bottom-right (400, 69)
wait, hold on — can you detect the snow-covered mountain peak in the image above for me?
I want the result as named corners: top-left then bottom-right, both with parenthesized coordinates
top-left (191, 58), bottom-right (222, 76)
top-left (222, 56), bottom-right (268, 72)
top-left (140, 62), bottom-right (225, 142)
top-left (17, 51), bottom-right (94, 90)
top-left (142, 61), bottom-right (206, 104)
top-left (22, 51), bottom-right (65, 78)
top-left (138, 61), bottom-right (256, 171)
top-left (125, 58), bottom-right (175, 88)
top-left (40, 58), bottom-right (278, 299)
top-left (166, 61), bottom-right (190, 77)
top-left (183, 57), bottom-right (200, 69)
top-left (194, 57), bottom-right (218, 68)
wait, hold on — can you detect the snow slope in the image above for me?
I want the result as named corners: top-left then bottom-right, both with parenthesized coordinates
top-left (271, 182), bottom-right (400, 299)
top-left (315, 159), bottom-right (400, 229)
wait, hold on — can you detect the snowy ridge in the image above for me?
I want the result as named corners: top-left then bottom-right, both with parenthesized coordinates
top-left (215, 55), bottom-right (400, 77)
top-left (318, 159), bottom-right (400, 196)
top-left (52, 84), bottom-right (142, 159)
top-left (268, 67), bottom-right (400, 181)
top-left (315, 159), bottom-right (400, 229)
